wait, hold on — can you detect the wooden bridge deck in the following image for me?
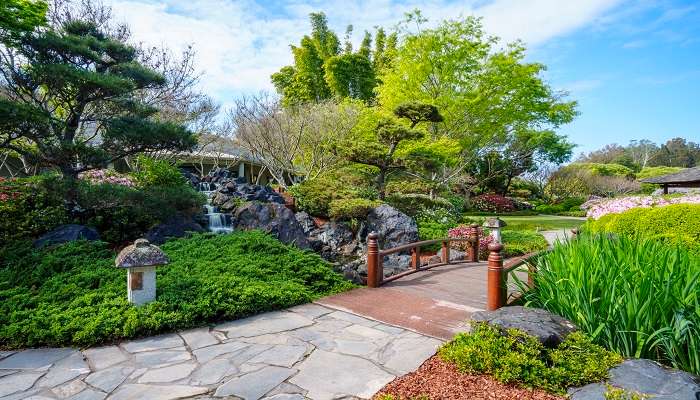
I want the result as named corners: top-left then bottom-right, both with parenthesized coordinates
top-left (317, 261), bottom-right (528, 340)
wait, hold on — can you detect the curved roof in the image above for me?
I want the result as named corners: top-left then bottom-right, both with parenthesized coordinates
top-left (641, 166), bottom-right (700, 184)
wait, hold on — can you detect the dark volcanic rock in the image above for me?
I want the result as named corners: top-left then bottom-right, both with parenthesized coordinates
top-left (233, 202), bottom-right (309, 249)
top-left (366, 204), bottom-right (419, 250)
top-left (569, 359), bottom-right (700, 400)
top-left (295, 212), bottom-right (316, 235)
top-left (145, 216), bottom-right (205, 245)
top-left (471, 306), bottom-right (577, 348)
top-left (34, 224), bottom-right (100, 248)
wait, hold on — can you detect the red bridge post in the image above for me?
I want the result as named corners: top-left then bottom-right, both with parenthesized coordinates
top-left (469, 223), bottom-right (480, 262)
top-left (367, 232), bottom-right (380, 288)
top-left (487, 242), bottom-right (505, 310)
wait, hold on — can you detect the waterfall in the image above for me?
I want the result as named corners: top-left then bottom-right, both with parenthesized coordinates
top-left (199, 182), bottom-right (233, 234)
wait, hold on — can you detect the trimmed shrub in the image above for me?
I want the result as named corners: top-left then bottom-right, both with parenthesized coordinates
top-left (586, 203), bottom-right (700, 255)
top-left (131, 156), bottom-right (189, 188)
top-left (328, 198), bottom-right (381, 220)
top-left (386, 193), bottom-right (454, 218)
top-left (439, 323), bottom-right (621, 394)
top-left (288, 176), bottom-right (370, 218)
top-left (0, 231), bottom-right (354, 348)
top-left (520, 234), bottom-right (700, 374)
top-left (501, 230), bottom-right (549, 257)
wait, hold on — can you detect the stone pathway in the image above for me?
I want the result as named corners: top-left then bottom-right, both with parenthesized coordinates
top-left (540, 229), bottom-right (573, 247)
top-left (0, 304), bottom-right (442, 400)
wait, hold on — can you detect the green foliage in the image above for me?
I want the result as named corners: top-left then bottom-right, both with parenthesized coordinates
top-left (0, 174), bottom-right (68, 242)
top-left (586, 204), bottom-right (700, 255)
top-left (0, 0), bottom-right (47, 44)
top-left (439, 323), bottom-right (621, 394)
top-left (0, 231), bottom-right (354, 348)
top-left (501, 230), bottom-right (548, 257)
top-left (132, 156), bottom-right (188, 188)
top-left (566, 163), bottom-right (634, 177)
top-left (386, 193), bottom-right (454, 218)
top-left (635, 166), bottom-right (686, 180)
top-left (604, 385), bottom-right (650, 400)
top-left (328, 198), bottom-right (381, 220)
top-left (520, 234), bottom-right (700, 375)
top-left (289, 174), bottom-right (371, 218)
top-left (0, 18), bottom-right (196, 179)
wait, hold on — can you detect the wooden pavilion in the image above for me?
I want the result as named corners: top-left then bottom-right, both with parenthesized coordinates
top-left (640, 166), bottom-right (700, 194)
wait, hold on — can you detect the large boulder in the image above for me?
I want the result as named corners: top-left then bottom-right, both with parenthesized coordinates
top-left (366, 204), bottom-right (419, 250)
top-left (295, 212), bottom-right (316, 235)
top-left (145, 216), bottom-right (205, 245)
top-left (210, 181), bottom-right (285, 211)
top-left (471, 306), bottom-right (577, 348)
top-left (569, 359), bottom-right (700, 400)
top-left (34, 224), bottom-right (100, 248)
top-left (233, 202), bottom-right (310, 249)
top-left (308, 221), bottom-right (358, 260)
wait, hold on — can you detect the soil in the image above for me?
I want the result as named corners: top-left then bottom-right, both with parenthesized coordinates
top-left (374, 356), bottom-right (564, 400)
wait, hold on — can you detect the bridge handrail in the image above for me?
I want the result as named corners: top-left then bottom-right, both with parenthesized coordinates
top-left (378, 237), bottom-right (473, 256)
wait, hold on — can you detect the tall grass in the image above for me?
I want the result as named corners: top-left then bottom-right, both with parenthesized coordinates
top-left (518, 234), bottom-right (700, 375)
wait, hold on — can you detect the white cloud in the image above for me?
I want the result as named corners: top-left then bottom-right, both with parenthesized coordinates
top-left (104, 0), bottom-right (625, 104)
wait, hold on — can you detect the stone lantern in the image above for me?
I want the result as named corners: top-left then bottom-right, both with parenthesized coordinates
top-left (115, 238), bottom-right (168, 306)
top-left (483, 217), bottom-right (507, 244)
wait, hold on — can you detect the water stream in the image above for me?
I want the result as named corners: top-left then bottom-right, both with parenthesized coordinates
top-left (199, 182), bottom-right (233, 234)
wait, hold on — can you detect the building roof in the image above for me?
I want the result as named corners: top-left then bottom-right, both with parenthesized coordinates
top-left (640, 166), bottom-right (700, 184)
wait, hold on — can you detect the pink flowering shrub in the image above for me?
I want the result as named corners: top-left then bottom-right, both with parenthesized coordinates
top-left (586, 195), bottom-right (700, 220)
top-left (79, 169), bottom-right (135, 187)
top-left (470, 194), bottom-right (516, 213)
top-left (447, 224), bottom-right (493, 258)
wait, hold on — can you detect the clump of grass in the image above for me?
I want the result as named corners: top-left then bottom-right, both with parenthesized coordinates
top-left (519, 234), bottom-right (700, 375)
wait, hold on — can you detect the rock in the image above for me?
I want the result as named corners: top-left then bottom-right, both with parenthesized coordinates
top-left (366, 204), bottom-right (419, 250)
top-left (34, 224), bottom-right (100, 248)
top-left (569, 359), bottom-right (700, 400)
top-left (214, 366), bottom-right (296, 399)
top-left (0, 372), bottom-right (45, 398)
top-left (216, 311), bottom-right (314, 338)
top-left (121, 334), bottom-right (184, 353)
top-left (85, 366), bottom-right (134, 393)
top-left (233, 202), bottom-right (310, 248)
top-left (0, 348), bottom-right (75, 370)
top-left (109, 384), bottom-right (208, 400)
top-left (179, 328), bottom-right (219, 350)
top-left (294, 212), bottom-right (316, 235)
top-left (471, 306), bottom-right (577, 348)
top-left (138, 362), bottom-right (198, 383)
top-left (145, 216), bottom-right (205, 245)
top-left (180, 169), bottom-right (200, 188)
top-left (308, 221), bottom-right (357, 260)
top-left (82, 346), bottom-right (128, 370)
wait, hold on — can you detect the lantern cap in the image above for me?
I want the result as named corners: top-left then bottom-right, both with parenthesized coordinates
top-left (116, 238), bottom-right (169, 269)
top-left (483, 217), bottom-right (507, 229)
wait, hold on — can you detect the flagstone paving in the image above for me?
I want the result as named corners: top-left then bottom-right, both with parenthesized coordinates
top-left (0, 304), bottom-right (442, 400)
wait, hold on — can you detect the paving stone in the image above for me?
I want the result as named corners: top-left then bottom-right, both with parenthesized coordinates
top-left (372, 324), bottom-right (405, 335)
top-left (263, 395), bottom-right (305, 400)
top-left (248, 345), bottom-right (308, 368)
top-left (121, 334), bottom-right (184, 353)
top-left (0, 372), bottom-right (44, 398)
top-left (290, 349), bottom-right (395, 400)
top-left (287, 304), bottom-right (333, 319)
top-left (138, 362), bottom-right (198, 383)
top-left (189, 358), bottom-right (239, 386)
top-left (333, 339), bottom-right (378, 357)
top-left (266, 382), bottom-right (306, 397)
top-left (376, 334), bottom-right (441, 375)
top-left (38, 351), bottom-right (90, 388)
top-left (214, 366), bottom-right (296, 399)
top-left (133, 349), bottom-right (191, 368)
top-left (0, 351), bottom-right (16, 360)
top-left (67, 388), bottom-right (107, 400)
top-left (82, 346), bottom-right (128, 370)
top-left (84, 365), bottom-right (135, 393)
top-left (240, 334), bottom-right (306, 347)
top-left (192, 341), bottom-right (249, 363)
top-left (0, 348), bottom-right (75, 370)
top-left (0, 369), bottom-right (18, 378)
top-left (321, 311), bottom-right (378, 328)
top-left (180, 328), bottom-right (219, 350)
top-left (51, 379), bottom-right (87, 398)
top-left (23, 395), bottom-right (55, 400)
top-left (108, 384), bottom-right (208, 400)
top-left (217, 311), bottom-right (314, 338)
top-left (344, 324), bottom-right (390, 340)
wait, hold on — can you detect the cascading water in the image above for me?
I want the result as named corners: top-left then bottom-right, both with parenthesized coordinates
top-left (198, 182), bottom-right (233, 234)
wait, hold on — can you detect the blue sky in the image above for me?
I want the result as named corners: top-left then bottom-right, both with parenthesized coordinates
top-left (104, 0), bottom-right (700, 155)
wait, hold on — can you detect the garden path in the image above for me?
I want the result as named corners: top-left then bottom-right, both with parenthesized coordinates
top-left (0, 304), bottom-right (442, 400)
top-left (540, 229), bottom-right (573, 247)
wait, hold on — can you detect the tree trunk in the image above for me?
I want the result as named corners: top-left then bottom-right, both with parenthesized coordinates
top-left (376, 169), bottom-right (387, 200)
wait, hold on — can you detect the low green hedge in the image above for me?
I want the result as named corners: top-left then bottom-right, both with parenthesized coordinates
top-left (586, 204), bottom-right (700, 255)
top-left (328, 198), bottom-right (381, 220)
top-left (0, 231), bottom-right (353, 348)
top-left (501, 230), bottom-right (549, 257)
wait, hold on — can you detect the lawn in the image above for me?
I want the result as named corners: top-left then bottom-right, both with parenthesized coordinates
top-left (0, 231), bottom-right (354, 348)
top-left (463, 215), bottom-right (586, 232)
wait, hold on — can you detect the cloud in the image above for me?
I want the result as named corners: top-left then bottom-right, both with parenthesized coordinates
top-left (103, 0), bottom-right (626, 104)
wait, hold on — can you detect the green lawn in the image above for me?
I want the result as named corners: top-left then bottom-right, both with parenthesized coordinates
top-left (0, 231), bottom-right (353, 348)
top-left (463, 214), bottom-right (586, 232)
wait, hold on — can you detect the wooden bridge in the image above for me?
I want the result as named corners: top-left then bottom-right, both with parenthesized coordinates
top-left (317, 226), bottom-right (536, 340)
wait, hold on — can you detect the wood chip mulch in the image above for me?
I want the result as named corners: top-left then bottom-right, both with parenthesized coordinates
top-left (373, 356), bottom-right (565, 400)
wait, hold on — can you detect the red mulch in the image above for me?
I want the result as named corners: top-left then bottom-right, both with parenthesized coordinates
top-left (374, 356), bottom-right (564, 400)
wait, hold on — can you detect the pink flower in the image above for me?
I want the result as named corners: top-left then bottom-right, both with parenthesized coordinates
top-left (586, 195), bottom-right (700, 219)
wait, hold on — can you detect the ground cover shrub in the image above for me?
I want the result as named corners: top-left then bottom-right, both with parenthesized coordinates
top-left (586, 203), bottom-right (700, 255)
top-left (520, 234), bottom-right (700, 374)
top-left (328, 198), bottom-right (381, 220)
top-left (0, 231), bottom-right (354, 348)
top-left (470, 194), bottom-right (516, 213)
top-left (500, 230), bottom-right (549, 257)
top-left (439, 323), bottom-right (621, 394)
top-left (0, 174), bottom-right (68, 242)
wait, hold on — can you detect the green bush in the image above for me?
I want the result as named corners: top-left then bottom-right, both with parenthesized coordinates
top-left (586, 204), bottom-right (700, 255)
top-left (0, 174), bottom-right (68, 242)
top-left (328, 198), bottom-right (381, 220)
top-left (386, 193), bottom-right (454, 218)
top-left (520, 234), bottom-right (700, 375)
top-left (567, 163), bottom-right (635, 177)
top-left (131, 156), bottom-right (189, 188)
top-left (0, 231), bottom-right (354, 348)
top-left (439, 323), bottom-right (621, 394)
top-left (501, 230), bottom-right (549, 257)
top-left (288, 175), bottom-right (373, 218)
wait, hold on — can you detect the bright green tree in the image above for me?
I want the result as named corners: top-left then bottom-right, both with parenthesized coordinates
top-left (0, 0), bottom-right (46, 44)
top-left (0, 18), bottom-right (196, 181)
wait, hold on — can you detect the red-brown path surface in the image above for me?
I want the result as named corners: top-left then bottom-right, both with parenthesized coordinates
top-left (318, 261), bottom-right (503, 340)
